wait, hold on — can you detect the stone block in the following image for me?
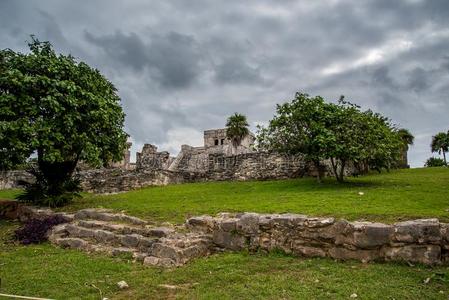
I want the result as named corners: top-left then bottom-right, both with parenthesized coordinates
top-left (212, 230), bottom-right (246, 251)
top-left (293, 245), bottom-right (327, 258)
top-left (382, 245), bottom-right (441, 265)
top-left (186, 216), bottom-right (215, 232)
top-left (352, 222), bottom-right (394, 249)
top-left (120, 234), bottom-right (140, 247)
top-left (148, 227), bottom-right (174, 237)
top-left (271, 214), bottom-right (307, 227)
top-left (219, 218), bottom-right (238, 232)
top-left (236, 213), bottom-right (260, 234)
top-left (394, 219), bottom-right (441, 244)
top-left (329, 247), bottom-right (380, 262)
top-left (94, 230), bottom-right (116, 243)
top-left (440, 224), bottom-right (449, 242)
top-left (305, 217), bottom-right (335, 228)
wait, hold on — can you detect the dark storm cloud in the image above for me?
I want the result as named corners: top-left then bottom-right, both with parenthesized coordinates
top-left (1, 0), bottom-right (448, 165)
top-left (85, 30), bottom-right (203, 89)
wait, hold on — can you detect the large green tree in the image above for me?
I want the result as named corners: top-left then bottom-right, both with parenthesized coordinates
top-left (225, 113), bottom-right (250, 154)
top-left (431, 131), bottom-right (449, 165)
top-left (0, 38), bottom-right (128, 206)
top-left (257, 92), bottom-right (402, 182)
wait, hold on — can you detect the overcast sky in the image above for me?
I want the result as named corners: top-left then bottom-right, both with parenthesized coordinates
top-left (1, 0), bottom-right (448, 167)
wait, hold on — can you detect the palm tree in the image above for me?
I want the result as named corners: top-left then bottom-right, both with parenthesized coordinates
top-left (431, 131), bottom-right (449, 166)
top-left (398, 128), bottom-right (414, 149)
top-left (397, 128), bottom-right (414, 168)
top-left (225, 113), bottom-right (250, 154)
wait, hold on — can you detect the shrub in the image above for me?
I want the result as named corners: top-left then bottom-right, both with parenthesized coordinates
top-left (14, 215), bottom-right (68, 245)
top-left (16, 166), bottom-right (81, 207)
top-left (424, 157), bottom-right (447, 167)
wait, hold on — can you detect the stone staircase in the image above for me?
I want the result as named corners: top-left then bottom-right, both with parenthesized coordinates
top-left (48, 209), bottom-right (213, 267)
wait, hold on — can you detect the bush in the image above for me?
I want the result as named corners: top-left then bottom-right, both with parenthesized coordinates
top-left (16, 166), bottom-right (81, 207)
top-left (425, 157), bottom-right (447, 167)
top-left (14, 215), bottom-right (68, 245)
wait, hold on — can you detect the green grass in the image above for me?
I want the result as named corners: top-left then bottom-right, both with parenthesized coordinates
top-left (1, 220), bottom-right (448, 299)
top-left (1, 167), bottom-right (449, 223)
top-left (1, 168), bottom-right (449, 299)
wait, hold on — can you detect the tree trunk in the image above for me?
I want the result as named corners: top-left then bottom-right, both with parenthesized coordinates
top-left (37, 149), bottom-right (79, 196)
top-left (338, 159), bottom-right (346, 183)
top-left (443, 150), bottom-right (447, 166)
top-left (314, 160), bottom-right (322, 183)
top-left (330, 157), bottom-right (339, 182)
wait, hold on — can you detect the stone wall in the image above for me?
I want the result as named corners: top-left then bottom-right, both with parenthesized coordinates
top-left (136, 144), bottom-right (174, 170)
top-left (187, 212), bottom-right (449, 265)
top-left (0, 170), bottom-right (33, 189)
top-left (79, 169), bottom-right (205, 194)
top-left (206, 152), bottom-right (307, 181)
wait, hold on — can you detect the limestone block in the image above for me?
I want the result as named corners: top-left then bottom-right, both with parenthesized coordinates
top-left (440, 223), bottom-right (449, 242)
top-left (382, 244), bottom-right (441, 265)
top-left (148, 227), bottom-right (174, 237)
top-left (305, 217), bottom-right (335, 228)
top-left (236, 213), bottom-right (260, 234)
top-left (394, 219), bottom-right (441, 244)
top-left (219, 218), bottom-right (238, 232)
top-left (329, 247), bottom-right (380, 262)
top-left (271, 214), bottom-right (307, 227)
top-left (186, 215), bottom-right (216, 232)
top-left (120, 234), bottom-right (140, 248)
top-left (94, 230), bottom-right (116, 243)
top-left (293, 245), bottom-right (327, 258)
top-left (150, 243), bottom-right (180, 261)
top-left (352, 222), bottom-right (394, 249)
top-left (212, 230), bottom-right (246, 250)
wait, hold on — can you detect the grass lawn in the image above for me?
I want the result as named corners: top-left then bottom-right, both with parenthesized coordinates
top-left (1, 220), bottom-right (449, 299)
top-left (1, 167), bottom-right (449, 224)
top-left (1, 167), bottom-right (449, 299)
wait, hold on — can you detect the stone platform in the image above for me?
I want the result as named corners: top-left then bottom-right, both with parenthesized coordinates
top-left (14, 207), bottom-right (449, 266)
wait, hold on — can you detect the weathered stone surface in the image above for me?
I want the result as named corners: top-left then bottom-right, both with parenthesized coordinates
top-left (394, 219), bottom-right (441, 244)
top-left (213, 231), bottom-right (246, 251)
top-left (0, 200), bottom-right (20, 219)
top-left (236, 213), bottom-right (259, 234)
top-left (46, 208), bottom-right (449, 267)
top-left (293, 245), bottom-right (327, 257)
top-left (148, 227), bottom-right (174, 237)
top-left (94, 230), bottom-right (116, 243)
top-left (120, 234), bottom-right (140, 248)
top-left (352, 222), bottom-right (394, 249)
top-left (329, 247), bottom-right (380, 262)
top-left (186, 216), bottom-right (215, 232)
top-left (382, 245), bottom-right (441, 265)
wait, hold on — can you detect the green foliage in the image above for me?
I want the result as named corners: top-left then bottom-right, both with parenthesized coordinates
top-left (225, 113), bottom-right (250, 148)
top-left (397, 128), bottom-right (414, 148)
top-left (256, 92), bottom-right (402, 182)
top-left (425, 157), bottom-right (447, 167)
top-left (431, 131), bottom-right (449, 165)
top-left (0, 37), bottom-right (127, 204)
top-left (16, 165), bottom-right (81, 207)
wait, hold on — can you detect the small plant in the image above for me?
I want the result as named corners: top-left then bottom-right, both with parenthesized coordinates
top-left (14, 215), bottom-right (68, 245)
top-left (424, 157), bottom-right (447, 167)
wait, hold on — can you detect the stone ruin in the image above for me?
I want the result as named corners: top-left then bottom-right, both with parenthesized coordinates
top-left (10, 205), bottom-right (449, 267)
top-left (0, 127), bottom-right (389, 193)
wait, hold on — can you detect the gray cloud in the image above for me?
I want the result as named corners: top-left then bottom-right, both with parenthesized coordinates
top-left (1, 0), bottom-right (449, 166)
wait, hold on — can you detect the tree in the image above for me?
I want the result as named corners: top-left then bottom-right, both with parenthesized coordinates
top-left (256, 92), bottom-right (402, 183)
top-left (256, 93), bottom-right (334, 182)
top-left (425, 157), bottom-right (447, 167)
top-left (0, 37), bottom-right (128, 206)
top-left (225, 113), bottom-right (250, 154)
top-left (397, 128), bottom-right (414, 147)
top-left (431, 131), bottom-right (449, 166)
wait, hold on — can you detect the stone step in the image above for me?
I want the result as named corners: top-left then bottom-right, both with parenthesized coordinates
top-left (74, 208), bottom-right (147, 225)
top-left (64, 224), bottom-right (157, 250)
top-left (76, 220), bottom-right (174, 238)
top-left (53, 237), bottom-right (148, 259)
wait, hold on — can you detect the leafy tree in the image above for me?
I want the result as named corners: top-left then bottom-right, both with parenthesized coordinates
top-left (225, 113), bottom-right (250, 154)
top-left (256, 92), bottom-right (402, 182)
top-left (256, 93), bottom-right (334, 182)
top-left (431, 131), bottom-right (449, 166)
top-left (425, 157), bottom-right (447, 167)
top-left (0, 37), bottom-right (128, 206)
